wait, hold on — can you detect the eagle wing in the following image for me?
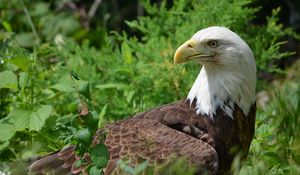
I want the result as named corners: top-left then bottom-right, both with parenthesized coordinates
top-left (29, 100), bottom-right (219, 175)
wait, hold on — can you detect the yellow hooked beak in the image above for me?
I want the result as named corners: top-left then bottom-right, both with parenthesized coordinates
top-left (174, 39), bottom-right (214, 64)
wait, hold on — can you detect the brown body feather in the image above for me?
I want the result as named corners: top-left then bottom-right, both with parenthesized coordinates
top-left (29, 100), bottom-right (255, 175)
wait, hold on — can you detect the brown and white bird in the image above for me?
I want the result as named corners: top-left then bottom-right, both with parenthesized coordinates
top-left (29, 26), bottom-right (256, 175)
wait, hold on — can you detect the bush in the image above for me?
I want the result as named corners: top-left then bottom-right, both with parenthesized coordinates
top-left (0, 0), bottom-right (298, 174)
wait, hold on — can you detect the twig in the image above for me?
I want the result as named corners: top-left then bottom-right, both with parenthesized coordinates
top-left (88, 0), bottom-right (103, 20)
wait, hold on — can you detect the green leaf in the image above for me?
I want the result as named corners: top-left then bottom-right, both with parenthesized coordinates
top-left (79, 81), bottom-right (90, 99)
top-left (124, 90), bottom-right (135, 103)
top-left (51, 75), bottom-right (88, 93)
top-left (90, 144), bottom-right (109, 168)
top-left (30, 105), bottom-right (53, 131)
top-left (6, 57), bottom-right (31, 72)
top-left (51, 76), bottom-right (75, 92)
top-left (89, 166), bottom-right (103, 175)
top-left (2, 21), bottom-right (12, 32)
top-left (121, 42), bottom-right (133, 64)
top-left (98, 105), bottom-right (107, 128)
top-left (7, 105), bottom-right (53, 131)
top-left (133, 161), bottom-right (148, 174)
top-left (0, 141), bottom-right (9, 152)
top-left (19, 72), bottom-right (29, 89)
top-left (32, 2), bottom-right (49, 16)
top-left (74, 159), bottom-right (83, 168)
top-left (0, 123), bottom-right (16, 141)
top-left (96, 83), bottom-right (127, 90)
top-left (16, 33), bottom-right (39, 47)
top-left (0, 71), bottom-right (18, 89)
top-left (77, 128), bottom-right (92, 146)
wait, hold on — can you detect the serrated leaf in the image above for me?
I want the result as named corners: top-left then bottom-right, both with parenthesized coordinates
top-left (51, 75), bottom-right (88, 94)
top-left (30, 105), bottom-right (53, 131)
top-left (0, 71), bottom-right (18, 89)
top-left (51, 75), bottom-right (75, 92)
top-left (90, 144), bottom-right (109, 168)
top-left (0, 123), bottom-right (16, 141)
top-left (7, 105), bottom-right (53, 131)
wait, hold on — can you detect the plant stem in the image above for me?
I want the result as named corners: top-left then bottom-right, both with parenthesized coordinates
top-left (20, 0), bottom-right (40, 44)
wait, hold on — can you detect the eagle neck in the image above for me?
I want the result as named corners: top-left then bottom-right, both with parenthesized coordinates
top-left (186, 66), bottom-right (255, 119)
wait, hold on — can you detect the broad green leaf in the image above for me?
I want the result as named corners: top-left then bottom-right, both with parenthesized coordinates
top-left (32, 2), bottom-right (49, 16)
top-left (90, 144), bottom-right (109, 168)
top-left (51, 75), bottom-right (88, 93)
top-left (6, 57), bottom-right (31, 72)
top-left (30, 105), bottom-right (53, 131)
top-left (7, 109), bottom-right (31, 130)
top-left (51, 75), bottom-right (75, 92)
top-left (7, 105), bottom-right (53, 131)
top-left (0, 71), bottom-right (18, 89)
top-left (0, 123), bottom-right (16, 141)
top-left (16, 33), bottom-right (39, 47)
top-left (0, 141), bottom-right (9, 152)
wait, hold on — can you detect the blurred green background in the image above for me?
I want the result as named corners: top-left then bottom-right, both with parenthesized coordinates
top-left (0, 0), bottom-right (300, 174)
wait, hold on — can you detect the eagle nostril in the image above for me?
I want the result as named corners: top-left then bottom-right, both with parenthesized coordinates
top-left (187, 44), bottom-right (193, 48)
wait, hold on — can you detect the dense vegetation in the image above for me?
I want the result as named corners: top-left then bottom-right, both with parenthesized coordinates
top-left (0, 0), bottom-right (299, 174)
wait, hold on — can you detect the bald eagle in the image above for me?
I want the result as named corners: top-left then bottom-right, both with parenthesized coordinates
top-left (29, 26), bottom-right (256, 175)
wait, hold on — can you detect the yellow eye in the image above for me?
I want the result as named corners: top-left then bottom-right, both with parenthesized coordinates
top-left (208, 40), bottom-right (218, 48)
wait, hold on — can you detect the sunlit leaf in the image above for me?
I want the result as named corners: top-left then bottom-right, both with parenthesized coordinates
top-left (0, 123), bottom-right (16, 141)
top-left (96, 83), bottom-right (127, 90)
top-left (6, 57), bottom-right (31, 72)
top-left (121, 42), bottom-right (132, 64)
top-left (0, 71), bottom-right (18, 89)
top-left (7, 105), bottom-right (53, 131)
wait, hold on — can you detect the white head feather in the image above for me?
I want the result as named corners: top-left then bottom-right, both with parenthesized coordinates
top-left (174, 26), bottom-right (256, 119)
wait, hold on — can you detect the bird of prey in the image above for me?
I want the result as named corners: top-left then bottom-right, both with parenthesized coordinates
top-left (29, 26), bottom-right (256, 175)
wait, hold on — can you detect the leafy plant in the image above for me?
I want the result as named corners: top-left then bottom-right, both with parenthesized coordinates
top-left (0, 0), bottom-right (299, 174)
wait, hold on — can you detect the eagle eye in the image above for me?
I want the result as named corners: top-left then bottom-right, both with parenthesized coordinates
top-left (208, 40), bottom-right (218, 48)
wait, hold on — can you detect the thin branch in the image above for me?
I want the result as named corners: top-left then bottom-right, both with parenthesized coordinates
top-left (88, 0), bottom-right (103, 20)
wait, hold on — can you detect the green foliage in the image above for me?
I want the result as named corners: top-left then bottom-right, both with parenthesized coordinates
top-left (0, 0), bottom-right (299, 174)
top-left (237, 61), bottom-right (300, 175)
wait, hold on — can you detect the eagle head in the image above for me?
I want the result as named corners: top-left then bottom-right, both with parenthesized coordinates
top-left (174, 26), bottom-right (256, 119)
